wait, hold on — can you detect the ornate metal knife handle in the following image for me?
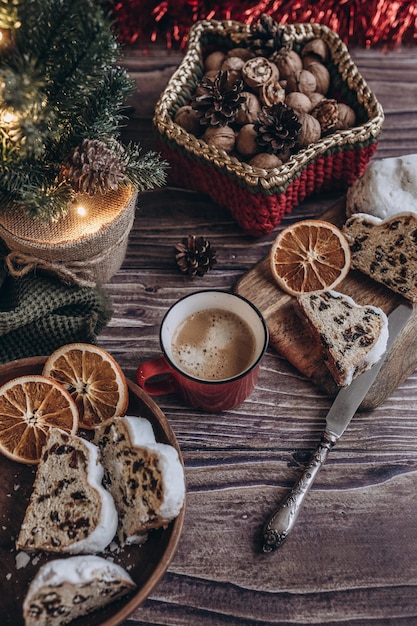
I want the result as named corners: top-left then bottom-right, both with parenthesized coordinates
top-left (262, 431), bottom-right (337, 553)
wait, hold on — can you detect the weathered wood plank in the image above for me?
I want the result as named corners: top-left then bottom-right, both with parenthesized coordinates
top-left (98, 46), bottom-right (417, 626)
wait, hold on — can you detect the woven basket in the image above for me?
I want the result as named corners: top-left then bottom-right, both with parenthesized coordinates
top-left (154, 20), bottom-right (384, 237)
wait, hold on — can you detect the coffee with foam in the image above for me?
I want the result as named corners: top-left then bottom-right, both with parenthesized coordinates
top-left (171, 308), bottom-right (257, 381)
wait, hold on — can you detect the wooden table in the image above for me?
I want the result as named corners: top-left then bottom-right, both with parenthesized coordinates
top-left (100, 46), bottom-right (417, 625)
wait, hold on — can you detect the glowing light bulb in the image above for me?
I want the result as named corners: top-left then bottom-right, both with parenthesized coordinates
top-left (3, 111), bottom-right (16, 124)
top-left (76, 205), bottom-right (87, 217)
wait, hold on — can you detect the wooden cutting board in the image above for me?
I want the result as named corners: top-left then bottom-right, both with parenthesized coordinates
top-left (235, 198), bottom-right (417, 409)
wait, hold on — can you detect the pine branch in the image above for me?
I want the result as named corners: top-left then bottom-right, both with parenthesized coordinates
top-left (121, 143), bottom-right (168, 191)
top-left (0, 0), bottom-right (167, 219)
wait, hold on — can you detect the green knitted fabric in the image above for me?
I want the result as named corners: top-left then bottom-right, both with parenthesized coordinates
top-left (0, 240), bottom-right (113, 364)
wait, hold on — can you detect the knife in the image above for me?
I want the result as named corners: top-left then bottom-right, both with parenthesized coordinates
top-left (261, 301), bottom-right (413, 553)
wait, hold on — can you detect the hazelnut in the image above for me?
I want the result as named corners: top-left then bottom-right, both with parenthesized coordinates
top-left (302, 61), bottom-right (330, 95)
top-left (204, 51), bottom-right (226, 72)
top-left (249, 153), bottom-right (283, 169)
top-left (286, 69), bottom-right (317, 96)
top-left (236, 124), bottom-right (260, 158)
top-left (335, 103), bottom-right (356, 130)
top-left (259, 80), bottom-right (285, 107)
top-left (301, 39), bottom-right (329, 63)
top-left (203, 126), bottom-right (236, 153)
top-left (235, 92), bottom-right (261, 125)
top-left (242, 57), bottom-right (279, 89)
top-left (174, 105), bottom-right (202, 137)
top-left (297, 113), bottom-right (322, 147)
top-left (284, 92), bottom-right (311, 115)
top-left (274, 50), bottom-right (303, 80)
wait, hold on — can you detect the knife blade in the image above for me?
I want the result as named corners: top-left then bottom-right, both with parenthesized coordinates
top-left (262, 301), bottom-right (413, 553)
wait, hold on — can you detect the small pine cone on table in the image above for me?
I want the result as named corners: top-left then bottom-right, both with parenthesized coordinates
top-left (175, 235), bottom-right (217, 277)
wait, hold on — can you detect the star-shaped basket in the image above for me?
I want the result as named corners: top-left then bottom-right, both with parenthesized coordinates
top-left (154, 19), bottom-right (384, 237)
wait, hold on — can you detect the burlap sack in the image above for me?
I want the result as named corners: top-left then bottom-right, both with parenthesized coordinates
top-left (0, 185), bottom-right (138, 287)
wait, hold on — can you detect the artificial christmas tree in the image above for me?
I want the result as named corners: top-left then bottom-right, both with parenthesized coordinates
top-left (0, 0), bottom-right (167, 362)
top-left (0, 0), bottom-right (166, 285)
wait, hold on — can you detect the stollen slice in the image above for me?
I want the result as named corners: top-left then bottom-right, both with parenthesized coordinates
top-left (94, 415), bottom-right (185, 546)
top-left (343, 212), bottom-right (417, 301)
top-left (23, 555), bottom-right (136, 626)
top-left (16, 428), bottom-right (118, 554)
top-left (295, 290), bottom-right (389, 386)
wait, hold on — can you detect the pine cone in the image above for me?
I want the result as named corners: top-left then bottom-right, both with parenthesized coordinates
top-left (175, 235), bottom-right (217, 277)
top-left (60, 139), bottom-right (125, 195)
top-left (255, 103), bottom-right (301, 155)
top-left (247, 14), bottom-right (293, 60)
top-left (191, 70), bottom-right (245, 127)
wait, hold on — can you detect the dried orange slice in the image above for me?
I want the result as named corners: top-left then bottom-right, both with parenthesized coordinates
top-left (42, 343), bottom-right (129, 430)
top-left (0, 375), bottom-right (78, 464)
top-left (270, 219), bottom-right (351, 296)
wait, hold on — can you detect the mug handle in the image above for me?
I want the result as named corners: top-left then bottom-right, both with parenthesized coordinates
top-left (136, 356), bottom-right (177, 396)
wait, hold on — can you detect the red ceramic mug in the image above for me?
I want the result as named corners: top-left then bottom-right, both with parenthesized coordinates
top-left (136, 290), bottom-right (268, 412)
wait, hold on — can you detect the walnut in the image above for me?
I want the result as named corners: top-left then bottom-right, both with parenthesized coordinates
top-left (174, 105), bottom-right (202, 136)
top-left (242, 56), bottom-right (279, 89)
top-left (274, 50), bottom-right (303, 80)
top-left (249, 153), bottom-right (283, 169)
top-left (259, 80), bottom-right (285, 107)
top-left (335, 103), bottom-right (356, 130)
top-left (227, 47), bottom-right (254, 61)
top-left (286, 69), bottom-right (317, 96)
top-left (297, 113), bottom-right (322, 147)
top-left (301, 38), bottom-right (329, 63)
top-left (236, 124), bottom-right (260, 157)
top-left (203, 126), bottom-right (236, 153)
top-left (235, 91), bottom-right (261, 125)
top-left (302, 61), bottom-right (330, 95)
top-left (311, 98), bottom-right (339, 134)
top-left (284, 92), bottom-right (311, 115)
top-left (203, 69), bottom-right (219, 82)
top-left (221, 56), bottom-right (245, 73)
top-left (308, 92), bottom-right (325, 109)
top-left (204, 51), bottom-right (226, 72)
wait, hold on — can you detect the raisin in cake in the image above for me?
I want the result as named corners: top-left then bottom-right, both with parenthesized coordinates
top-left (17, 428), bottom-right (118, 554)
top-left (295, 290), bottom-right (389, 386)
top-left (343, 212), bottom-right (417, 301)
top-left (23, 555), bottom-right (135, 626)
top-left (94, 416), bottom-right (185, 546)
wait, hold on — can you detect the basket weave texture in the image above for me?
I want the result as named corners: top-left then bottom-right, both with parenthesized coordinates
top-left (154, 20), bottom-right (384, 237)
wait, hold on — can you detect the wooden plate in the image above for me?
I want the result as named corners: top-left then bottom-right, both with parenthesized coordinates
top-left (0, 356), bottom-right (185, 626)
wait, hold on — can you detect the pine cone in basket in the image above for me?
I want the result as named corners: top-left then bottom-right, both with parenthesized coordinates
top-left (254, 103), bottom-right (301, 156)
top-left (175, 235), bottom-right (216, 277)
top-left (191, 70), bottom-right (245, 127)
top-left (247, 14), bottom-right (293, 60)
top-left (60, 139), bottom-right (125, 195)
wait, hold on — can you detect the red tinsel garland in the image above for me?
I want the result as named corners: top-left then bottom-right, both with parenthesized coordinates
top-left (111, 0), bottom-right (417, 48)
